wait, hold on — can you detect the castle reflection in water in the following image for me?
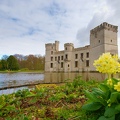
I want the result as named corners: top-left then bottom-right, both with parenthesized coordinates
top-left (44, 72), bottom-right (108, 83)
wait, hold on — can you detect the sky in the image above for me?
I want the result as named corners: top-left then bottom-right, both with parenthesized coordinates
top-left (0, 0), bottom-right (120, 58)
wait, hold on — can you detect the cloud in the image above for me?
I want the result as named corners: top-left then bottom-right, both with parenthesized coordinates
top-left (76, 0), bottom-right (120, 55)
top-left (0, 0), bottom-right (120, 57)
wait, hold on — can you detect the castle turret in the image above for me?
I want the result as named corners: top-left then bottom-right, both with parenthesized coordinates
top-left (64, 43), bottom-right (74, 72)
top-left (90, 22), bottom-right (118, 71)
top-left (45, 41), bottom-right (59, 72)
top-left (64, 43), bottom-right (74, 52)
top-left (55, 41), bottom-right (59, 51)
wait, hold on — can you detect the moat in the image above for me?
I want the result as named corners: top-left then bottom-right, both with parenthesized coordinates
top-left (0, 72), bottom-right (105, 94)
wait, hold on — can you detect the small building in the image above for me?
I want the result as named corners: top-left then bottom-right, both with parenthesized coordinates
top-left (45, 22), bottom-right (118, 72)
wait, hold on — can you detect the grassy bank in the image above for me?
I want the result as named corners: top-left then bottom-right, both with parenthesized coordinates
top-left (0, 77), bottom-right (100, 120)
top-left (0, 70), bottom-right (44, 73)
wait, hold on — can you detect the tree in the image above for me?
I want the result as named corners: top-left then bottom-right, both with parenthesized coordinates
top-left (7, 55), bottom-right (19, 70)
top-left (15, 54), bottom-right (45, 70)
top-left (0, 59), bottom-right (8, 70)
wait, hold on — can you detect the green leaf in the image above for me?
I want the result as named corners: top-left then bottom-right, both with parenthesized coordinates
top-left (0, 104), bottom-right (5, 109)
top-left (26, 93), bottom-right (36, 97)
top-left (92, 88), bottom-right (106, 98)
top-left (104, 107), bottom-right (115, 118)
top-left (99, 83), bottom-right (109, 92)
top-left (98, 115), bottom-right (115, 120)
top-left (88, 88), bottom-right (107, 105)
top-left (84, 90), bottom-right (98, 102)
top-left (117, 93), bottom-right (120, 100)
top-left (5, 105), bottom-right (15, 111)
top-left (98, 116), bottom-right (107, 120)
top-left (110, 92), bottom-right (118, 103)
top-left (115, 104), bottom-right (120, 112)
top-left (112, 78), bottom-right (119, 83)
top-left (24, 117), bottom-right (29, 120)
top-left (82, 102), bottom-right (102, 111)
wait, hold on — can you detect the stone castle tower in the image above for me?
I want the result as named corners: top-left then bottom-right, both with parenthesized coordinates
top-left (45, 22), bottom-right (118, 72)
top-left (90, 22), bottom-right (118, 71)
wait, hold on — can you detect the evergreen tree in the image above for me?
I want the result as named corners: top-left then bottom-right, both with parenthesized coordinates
top-left (7, 55), bottom-right (19, 70)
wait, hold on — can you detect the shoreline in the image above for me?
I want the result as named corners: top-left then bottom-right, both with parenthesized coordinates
top-left (0, 70), bottom-right (44, 74)
top-left (0, 81), bottom-right (65, 91)
top-left (0, 81), bottom-right (44, 90)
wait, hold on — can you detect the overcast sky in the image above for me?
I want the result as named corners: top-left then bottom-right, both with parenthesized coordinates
top-left (0, 0), bottom-right (120, 58)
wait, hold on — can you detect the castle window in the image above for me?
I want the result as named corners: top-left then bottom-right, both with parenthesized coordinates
top-left (86, 52), bottom-right (89, 58)
top-left (99, 40), bottom-right (100, 43)
top-left (51, 57), bottom-right (53, 61)
top-left (51, 51), bottom-right (53, 54)
top-left (111, 40), bottom-right (112, 42)
top-left (50, 63), bottom-right (53, 68)
top-left (81, 53), bottom-right (83, 61)
top-left (75, 61), bottom-right (78, 67)
top-left (86, 60), bottom-right (89, 67)
top-left (75, 54), bottom-right (78, 59)
top-left (66, 47), bottom-right (67, 50)
top-left (68, 64), bottom-right (69, 67)
top-left (65, 54), bottom-right (68, 59)
top-left (61, 62), bottom-right (63, 68)
top-left (58, 56), bottom-right (60, 60)
top-left (61, 56), bottom-right (63, 60)
top-left (55, 57), bottom-right (57, 61)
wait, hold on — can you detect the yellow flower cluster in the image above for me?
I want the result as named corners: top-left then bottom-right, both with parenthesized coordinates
top-left (107, 79), bottom-right (113, 86)
top-left (94, 53), bottom-right (120, 74)
top-left (36, 84), bottom-right (58, 90)
top-left (114, 82), bottom-right (120, 92)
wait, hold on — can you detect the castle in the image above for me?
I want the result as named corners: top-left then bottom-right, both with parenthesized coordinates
top-left (45, 22), bottom-right (118, 72)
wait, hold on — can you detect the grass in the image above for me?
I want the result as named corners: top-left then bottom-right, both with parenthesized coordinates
top-left (0, 70), bottom-right (44, 73)
top-left (0, 76), bottom-right (100, 120)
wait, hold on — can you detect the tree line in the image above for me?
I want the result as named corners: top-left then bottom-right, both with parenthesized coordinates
top-left (0, 54), bottom-right (45, 71)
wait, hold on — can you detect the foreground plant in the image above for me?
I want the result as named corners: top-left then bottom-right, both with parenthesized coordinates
top-left (82, 53), bottom-right (120, 120)
top-left (1, 76), bottom-right (94, 119)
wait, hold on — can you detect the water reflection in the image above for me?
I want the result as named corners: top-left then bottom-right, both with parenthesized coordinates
top-left (44, 72), bottom-right (105, 83)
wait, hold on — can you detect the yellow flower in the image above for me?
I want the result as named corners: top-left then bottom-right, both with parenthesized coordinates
top-left (94, 53), bottom-right (120, 75)
top-left (114, 82), bottom-right (120, 92)
top-left (107, 79), bottom-right (113, 86)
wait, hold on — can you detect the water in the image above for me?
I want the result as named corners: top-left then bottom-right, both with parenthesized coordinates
top-left (0, 72), bottom-right (106, 95)
top-left (0, 72), bottom-right (44, 94)
top-left (0, 73), bottom-right (44, 88)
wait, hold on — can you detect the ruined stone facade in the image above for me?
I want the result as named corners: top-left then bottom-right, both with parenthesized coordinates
top-left (45, 22), bottom-right (118, 72)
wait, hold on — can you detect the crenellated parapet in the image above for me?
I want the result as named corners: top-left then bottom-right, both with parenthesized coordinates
top-left (45, 43), bottom-right (54, 47)
top-left (45, 41), bottom-right (59, 51)
top-left (64, 43), bottom-right (74, 52)
top-left (64, 43), bottom-right (74, 47)
top-left (74, 45), bottom-right (90, 51)
top-left (45, 43), bottom-right (55, 50)
top-left (90, 22), bottom-right (118, 34)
